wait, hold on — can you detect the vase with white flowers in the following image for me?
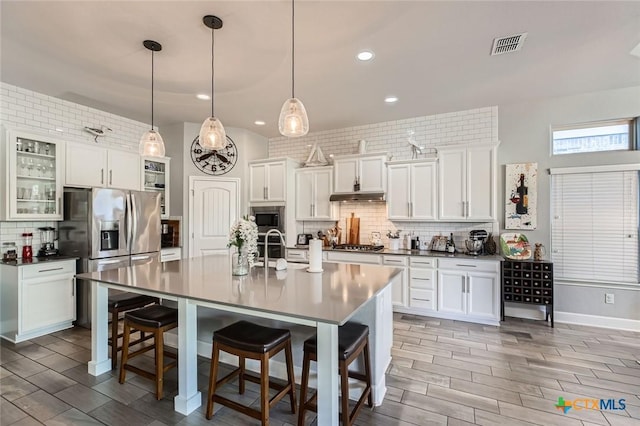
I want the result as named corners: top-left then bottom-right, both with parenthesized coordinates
top-left (228, 215), bottom-right (258, 275)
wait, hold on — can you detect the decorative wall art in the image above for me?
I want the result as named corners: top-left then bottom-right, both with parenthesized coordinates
top-left (505, 162), bottom-right (537, 230)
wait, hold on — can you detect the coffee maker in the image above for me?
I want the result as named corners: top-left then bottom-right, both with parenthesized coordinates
top-left (465, 230), bottom-right (488, 256)
top-left (37, 226), bottom-right (59, 257)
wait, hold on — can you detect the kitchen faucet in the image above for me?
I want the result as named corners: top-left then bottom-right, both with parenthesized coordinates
top-left (263, 229), bottom-right (286, 268)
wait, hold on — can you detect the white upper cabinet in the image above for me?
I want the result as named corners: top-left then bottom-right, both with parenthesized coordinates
top-left (438, 144), bottom-right (496, 221)
top-left (387, 160), bottom-right (437, 220)
top-left (333, 153), bottom-right (387, 193)
top-left (66, 142), bottom-right (140, 191)
top-left (295, 166), bottom-right (336, 221)
top-left (1, 128), bottom-right (65, 221)
top-left (249, 158), bottom-right (299, 205)
top-left (142, 156), bottom-right (170, 219)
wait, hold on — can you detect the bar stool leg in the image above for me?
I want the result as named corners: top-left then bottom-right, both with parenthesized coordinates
top-left (206, 342), bottom-right (220, 420)
top-left (111, 308), bottom-right (119, 369)
top-left (297, 352), bottom-right (310, 426)
top-left (239, 355), bottom-right (245, 394)
top-left (363, 337), bottom-right (373, 407)
top-left (285, 342), bottom-right (297, 413)
top-left (155, 329), bottom-right (164, 400)
top-left (118, 321), bottom-right (132, 384)
top-left (340, 360), bottom-right (350, 426)
top-left (260, 353), bottom-right (269, 426)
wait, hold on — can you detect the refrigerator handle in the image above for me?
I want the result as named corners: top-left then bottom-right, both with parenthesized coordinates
top-left (130, 192), bottom-right (137, 253)
top-left (126, 192), bottom-right (133, 253)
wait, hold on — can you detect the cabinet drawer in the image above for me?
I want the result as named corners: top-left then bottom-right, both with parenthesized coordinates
top-left (439, 258), bottom-right (499, 273)
top-left (21, 261), bottom-right (75, 280)
top-left (287, 249), bottom-right (308, 263)
top-left (383, 256), bottom-right (408, 267)
top-left (409, 257), bottom-right (436, 268)
top-left (409, 288), bottom-right (436, 310)
top-left (410, 269), bottom-right (436, 289)
top-left (326, 252), bottom-right (381, 264)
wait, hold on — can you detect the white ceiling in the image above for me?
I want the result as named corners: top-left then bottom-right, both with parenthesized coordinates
top-left (2, 1), bottom-right (640, 138)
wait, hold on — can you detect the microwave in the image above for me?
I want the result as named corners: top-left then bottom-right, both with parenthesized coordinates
top-left (251, 206), bottom-right (285, 233)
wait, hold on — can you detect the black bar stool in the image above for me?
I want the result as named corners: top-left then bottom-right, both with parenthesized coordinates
top-left (206, 320), bottom-right (297, 425)
top-left (108, 292), bottom-right (159, 369)
top-left (298, 322), bottom-right (373, 426)
top-left (118, 304), bottom-right (178, 400)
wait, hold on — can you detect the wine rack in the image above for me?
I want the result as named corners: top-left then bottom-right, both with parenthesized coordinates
top-left (501, 260), bottom-right (554, 327)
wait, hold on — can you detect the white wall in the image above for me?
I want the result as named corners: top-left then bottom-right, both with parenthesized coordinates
top-left (499, 85), bottom-right (640, 322)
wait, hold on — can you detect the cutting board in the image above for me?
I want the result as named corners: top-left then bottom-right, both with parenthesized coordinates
top-left (347, 212), bottom-right (360, 244)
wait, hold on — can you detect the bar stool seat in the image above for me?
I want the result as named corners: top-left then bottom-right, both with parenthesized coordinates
top-left (108, 292), bottom-right (158, 369)
top-left (206, 320), bottom-right (297, 425)
top-left (118, 305), bottom-right (178, 400)
top-left (298, 322), bottom-right (373, 426)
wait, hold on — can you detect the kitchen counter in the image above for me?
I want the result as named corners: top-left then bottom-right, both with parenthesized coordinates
top-left (0, 255), bottom-right (78, 266)
top-left (291, 245), bottom-right (503, 261)
top-left (78, 255), bottom-right (400, 422)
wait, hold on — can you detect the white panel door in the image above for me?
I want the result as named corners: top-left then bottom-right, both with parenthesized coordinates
top-left (190, 178), bottom-right (239, 258)
top-left (21, 274), bottom-right (75, 333)
top-left (437, 270), bottom-right (466, 315)
top-left (65, 143), bottom-right (108, 187)
top-left (333, 158), bottom-right (358, 193)
top-left (249, 164), bottom-right (267, 202)
top-left (438, 148), bottom-right (466, 220)
top-left (467, 271), bottom-right (498, 319)
top-left (313, 168), bottom-right (333, 219)
top-left (387, 164), bottom-right (410, 219)
top-left (266, 162), bottom-right (286, 201)
top-left (359, 156), bottom-right (386, 192)
top-left (295, 169), bottom-right (314, 220)
top-left (466, 146), bottom-right (494, 220)
top-left (411, 162), bottom-right (437, 220)
top-left (108, 150), bottom-right (140, 190)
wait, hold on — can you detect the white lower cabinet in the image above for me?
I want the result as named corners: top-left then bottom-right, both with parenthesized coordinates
top-left (383, 255), bottom-right (407, 308)
top-left (408, 257), bottom-right (437, 312)
top-left (0, 260), bottom-right (76, 343)
top-left (437, 258), bottom-right (499, 325)
top-left (160, 247), bottom-right (182, 262)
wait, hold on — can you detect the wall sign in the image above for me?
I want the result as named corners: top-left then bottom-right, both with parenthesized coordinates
top-left (505, 162), bottom-right (537, 230)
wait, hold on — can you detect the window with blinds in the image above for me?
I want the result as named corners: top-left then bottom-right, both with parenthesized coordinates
top-left (551, 169), bottom-right (639, 284)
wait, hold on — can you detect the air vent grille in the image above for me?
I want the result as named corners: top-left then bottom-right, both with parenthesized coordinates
top-left (491, 32), bottom-right (528, 55)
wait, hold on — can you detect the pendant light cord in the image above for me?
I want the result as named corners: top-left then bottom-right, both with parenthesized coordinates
top-left (211, 24), bottom-right (215, 118)
top-left (291, 0), bottom-right (295, 99)
top-left (151, 50), bottom-right (155, 129)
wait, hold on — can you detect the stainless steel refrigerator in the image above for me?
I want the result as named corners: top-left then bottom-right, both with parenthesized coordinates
top-left (59, 187), bottom-right (162, 327)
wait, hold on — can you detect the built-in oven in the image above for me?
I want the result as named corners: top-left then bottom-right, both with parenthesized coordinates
top-left (257, 234), bottom-right (284, 260)
top-left (250, 206), bottom-right (285, 233)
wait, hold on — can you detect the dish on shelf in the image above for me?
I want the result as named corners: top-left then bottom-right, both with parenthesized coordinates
top-left (500, 233), bottom-right (531, 260)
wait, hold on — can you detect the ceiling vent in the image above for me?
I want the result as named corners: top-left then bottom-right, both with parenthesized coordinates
top-left (491, 32), bottom-right (528, 55)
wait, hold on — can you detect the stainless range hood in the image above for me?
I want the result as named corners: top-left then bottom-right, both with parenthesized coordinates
top-left (329, 192), bottom-right (386, 202)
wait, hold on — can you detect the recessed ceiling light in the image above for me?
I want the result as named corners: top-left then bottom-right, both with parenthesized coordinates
top-left (196, 93), bottom-right (210, 100)
top-left (254, 120), bottom-right (266, 126)
top-left (357, 50), bottom-right (374, 61)
top-left (384, 96), bottom-right (398, 103)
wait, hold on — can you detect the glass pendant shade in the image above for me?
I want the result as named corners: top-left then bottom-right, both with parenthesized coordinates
top-left (199, 116), bottom-right (227, 150)
top-left (278, 97), bottom-right (309, 137)
top-left (139, 129), bottom-right (165, 157)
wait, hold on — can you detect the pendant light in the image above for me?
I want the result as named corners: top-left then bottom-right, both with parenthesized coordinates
top-left (199, 15), bottom-right (226, 150)
top-left (278, 0), bottom-right (309, 137)
top-left (139, 40), bottom-right (166, 157)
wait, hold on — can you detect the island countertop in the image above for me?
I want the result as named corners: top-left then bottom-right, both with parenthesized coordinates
top-left (76, 255), bottom-right (402, 325)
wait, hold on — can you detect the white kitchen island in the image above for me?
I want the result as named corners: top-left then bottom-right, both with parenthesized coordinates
top-left (77, 255), bottom-right (400, 426)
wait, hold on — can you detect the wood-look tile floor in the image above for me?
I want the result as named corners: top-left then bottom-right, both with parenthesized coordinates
top-left (1, 314), bottom-right (639, 425)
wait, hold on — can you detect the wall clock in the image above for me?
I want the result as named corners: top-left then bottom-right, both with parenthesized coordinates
top-left (190, 135), bottom-right (238, 175)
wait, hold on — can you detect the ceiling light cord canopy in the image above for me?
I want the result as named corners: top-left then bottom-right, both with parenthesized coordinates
top-left (139, 40), bottom-right (166, 157)
top-left (199, 15), bottom-right (226, 150)
top-left (278, 0), bottom-right (309, 137)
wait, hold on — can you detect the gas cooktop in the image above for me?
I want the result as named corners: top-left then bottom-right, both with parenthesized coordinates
top-left (333, 244), bottom-right (385, 252)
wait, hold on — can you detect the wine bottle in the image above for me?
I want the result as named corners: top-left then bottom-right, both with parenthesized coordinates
top-left (447, 233), bottom-right (455, 253)
top-left (516, 173), bottom-right (528, 214)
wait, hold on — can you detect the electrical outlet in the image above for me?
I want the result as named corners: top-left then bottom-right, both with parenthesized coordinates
top-left (605, 293), bottom-right (615, 304)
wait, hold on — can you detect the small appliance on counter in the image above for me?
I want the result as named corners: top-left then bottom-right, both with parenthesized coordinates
top-left (37, 226), bottom-right (59, 257)
top-left (296, 233), bottom-right (313, 246)
top-left (465, 230), bottom-right (488, 256)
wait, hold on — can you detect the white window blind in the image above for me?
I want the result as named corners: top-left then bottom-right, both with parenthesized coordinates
top-left (551, 170), bottom-right (639, 284)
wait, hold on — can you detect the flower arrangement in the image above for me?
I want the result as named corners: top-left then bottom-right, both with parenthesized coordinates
top-left (228, 215), bottom-right (259, 267)
top-left (387, 230), bottom-right (401, 239)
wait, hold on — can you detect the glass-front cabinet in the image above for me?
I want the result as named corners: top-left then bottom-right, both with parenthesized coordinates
top-left (141, 156), bottom-right (170, 218)
top-left (1, 128), bottom-right (64, 221)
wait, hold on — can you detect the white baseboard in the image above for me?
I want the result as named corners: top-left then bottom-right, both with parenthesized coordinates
top-left (554, 311), bottom-right (640, 332)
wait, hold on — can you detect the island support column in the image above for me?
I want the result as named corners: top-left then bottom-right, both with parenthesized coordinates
top-left (316, 322), bottom-right (339, 425)
top-left (174, 298), bottom-right (202, 415)
top-left (88, 282), bottom-right (111, 376)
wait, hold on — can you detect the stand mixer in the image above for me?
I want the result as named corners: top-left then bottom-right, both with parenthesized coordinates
top-left (465, 230), bottom-right (488, 256)
top-left (37, 226), bottom-right (58, 257)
